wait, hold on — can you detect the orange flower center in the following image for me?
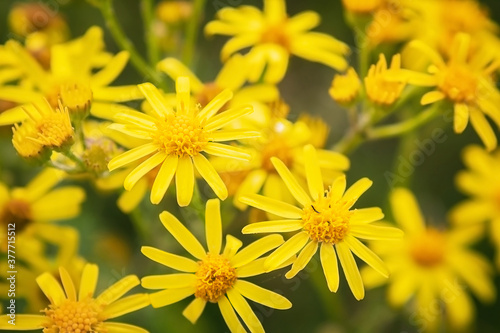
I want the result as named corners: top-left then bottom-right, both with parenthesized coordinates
top-left (195, 254), bottom-right (237, 303)
top-left (261, 24), bottom-right (290, 50)
top-left (153, 114), bottom-right (209, 157)
top-left (409, 228), bottom-right (445, 267)
top-left (261, 138), bottom-right (294, 172)
top-left (43, 297), bottom-right (105, 333)
top-left (439, 65), bottom-right (478, 104)
top-left (1, 199), bottom-right (32, 233)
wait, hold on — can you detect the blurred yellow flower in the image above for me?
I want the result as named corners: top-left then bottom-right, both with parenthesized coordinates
top-left (449, 145), bottom-right (500, 267)
top-left (362, 188), bottom-right (496, 331)
top-left (141, 199), bottom-right (291, 332)
top-left (205, 0), bottom-right (349, 83)
top-left (341, 0), bottom-right (383, 14)
top-left (329, 67), bottom-right (361, 105)
top-left (107, 77), bottom-right (259, 207)
top-left (403, 33), bottom-right (500, 151)
top-left (156, 1), bottom-right (193, 24)
top-left (0, 263), bottom-right (150, 332)
top-left (365, 53), bottom-right (406, 106)
top-left (240, 145), bottom-right (402, 300)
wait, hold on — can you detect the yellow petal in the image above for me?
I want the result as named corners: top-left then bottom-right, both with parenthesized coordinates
top-left (211, 130), bottom-right (261, 142)
top-left (239, 194), bottom-right (303, 219)
top-left (218, 295), bottom-right (246, 333)
top-left (320, 242), bottom-right (339, 292)
top-left (215, 54), bottom-right (248, 91)
top-left (159, 210), bottom-right (207, 259)
top-left (447, 288), bottom-right (474, 329)
top-left (0, 315), bottom-right (45, 329)
top-left (113, 110), bottom-right (156, 128)
top-left (329, 175), bottom-right (346, 201)
top-left (102, 322), bottom-right (149, 333)
top-left (175, 156), bottom-right (195, 206)
top-left (271, 156), bottom-right (311, 206)
top-left (349, 224), bottom-right (404, 240)
top-left (108, 143), bottom-right (158, 171)
top-left (97, 275), bottom-right (140, 305)
top-left (336, 242), bottom-right (364, 300)
top-left (226, 289), bottom-right (265, 333)
top-left (24, 168), bottom-right (65, 201)
top-left (176, 76), bottom-right (191, 115)
top-left (287, 11), bottom-right (320, 32)
top-left (91, 101), bottom-right (140, 120)
top-left (234, 169), bottom-right (268, 210)
top-left (36, 272), bottom-right (66, 306)
top-left (150, 155), bottom-right (178, 204)
top-left (93, 85), bottom-right (143, 102)
top-left (138, 82), bottom-right (174, 118)
top-left (156, 58), bottom-right (203, 92)
top-left (221, 34), bottom-right (260, 61)
top-left (264, 232), bottom-right (309, 271)
top-left (141, 246), bottom-right (198, 272)
top-left (193, 154), bottom-right (228, 200)
top-left (234, 280), bottom-right (291, 310)
top-left (454, 103), bottom-right (469, 134)
top-left (231, 234), bottom-right (284, 268)
top-left (91, 51), bottom-right (129, 87)
top-left (103, 294), bottom-right (150, 319)
top-left (236, 256), bottom-right (296, 278)
top-left (205, 199), bottom-right (223, 254)
top-left (344, 235), bottom-right (388, 277)
top-left (59, 267), bottom-right (77, 301)
top-left (79, 264), bottom-right (99, 301)
top-left (304, 145), bottom-right (324, 201)
top-left (31, 187), bottom-right (85, 221)
top-left (141, 274), bottom-right (197, 289)
top-left (118, 179), bottom-right (148, 213)
top-left (390, 188), bottom-right (425, 235)
top-left (204, 143), bottom-right (251, 161)
top-left (0, 105), bottom-right (28, 125)
top-left (124, 151), bottom-right (167, 191)
top-left (285, 240), bottom-right (318, 279)
top-left (197, 89), bottom-right (233, 121)
top-left (222, 235), bottom-right (243, 259)
top-left (387, 272), bottom-right (417, 307)
top-left (470, 107), bottom-right (497, 151)
top-left (149, 287), bottom-right (195, 308)
top-left (242, 220), bottom-right (303, 234)
top-left (421, 90), bottom-right (445, 105)
top-left (183, 297), bottom-right (207, 324)
top-left (204, 105), bottom-right (253, 131)
top-left (342, 178), bottom-right (372, 208)
top-left (350, 207), bottom-right (384, 224)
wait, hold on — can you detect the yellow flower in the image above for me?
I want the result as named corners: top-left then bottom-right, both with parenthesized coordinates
top-left (240, 145), bottom-right (402, 300)
top-left (107, 77), bottom-right (259, 207)
top-left (362, 188), bottom-right (496, 331)
top-left (449, 145), bottom-right (500, 267)
top-left (12, 98), bottom-right (74, 162)
top-left (329, 67), bottom-right (360, 105)
top-left (0, 26), bottom-right (142, 126)
top-left (205, 0), bottom-right (349, 83)
top-left (141, 199), bottom-right (291, 332)
top-left (0, 263), bottom-right (150, 332)
top-left (156, 0), bottom-right (193, 24)
top-left (365, 53), bottom-right (406, 106)
top-left (402, 33), bottom-right (500, 151)
top-left (341, 0), bottom-right (383, 14)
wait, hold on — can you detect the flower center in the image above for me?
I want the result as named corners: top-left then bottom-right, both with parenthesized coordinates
top-left (153, 114), bottom-right (209, 157)
top-left (409, 228), bottom-right (445, 268)
top-left (195, 254), bottom-right (237, 303)
top-left (301, 194), bottom-right (353, 244)
top-left (34, 111), bottom-right (74, 149)
top-left (439, 65), bottom-right (478, 104)
top-left (261, 138), bottom-right (294, 172)
top-left (261, 24), bottom-right (290, 50)
top-left (43, 297), bottom-right (105, 333)
top-left (0, 199), bottom-right (32, 233)
top-left (59, 80), bottom-right (93, 118)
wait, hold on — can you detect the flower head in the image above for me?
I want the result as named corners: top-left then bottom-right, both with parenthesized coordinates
top-left (362, 188), bottom-right (496, 330)
top-left (107, 77), bottom-right (259, 206)
top-left (365, 53), bottom-right (406, 106)
top-left (240, 145), bottom-right (402, 300)
top-left (141, 199), bottom-right (291, 332)
top-left (329, 67), bottom-right (361, 105)
top-left (0, 263), bottom-right (150, 332)
top-left (205, 0), bottom-right (349, 83)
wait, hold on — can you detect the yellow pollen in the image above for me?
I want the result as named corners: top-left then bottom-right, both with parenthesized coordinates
top-left (153, 114), bottom-right (208, 157)
top-left (261, 138), bottom-right (294, 172)
top-left (0, 199), bottom-right (32, 233)
top-left (261, 24), bottom-right (290, 50)
top-left (195, 254), bottom-right (237, 303)
top-left (34, 111), bottom-right (74, 148)
top-left (409, 228), bottom-right (445, 267)
top-left (43, 297), bottom-right (105, 333)
top-left (302, 193), bottom-right (353, 244)
top-left (439, 65), bottom-right (478, 103)
top-left (59, 81), bottom-right (93, 117)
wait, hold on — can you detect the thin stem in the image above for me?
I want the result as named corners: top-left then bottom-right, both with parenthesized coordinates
top-left (99, 0), bottom-right (166, 90)
top-left (141, 0), bottom-right (161, 66)
top-left (61, 149), bottom-right (87, 172)
top-left (181, 0), bottom-right (207, 66)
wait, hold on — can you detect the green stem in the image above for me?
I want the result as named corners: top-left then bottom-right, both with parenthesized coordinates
top-left (189, 182), bottom-right (206, 222)
top-left (99, 0), bottom-right (166, 90)
top-left (141, 0), bottom-right (161, 66)
top-left (181, 0), bottom-right (206, 66)
top-left (62, 149), bottom-right (87, 172)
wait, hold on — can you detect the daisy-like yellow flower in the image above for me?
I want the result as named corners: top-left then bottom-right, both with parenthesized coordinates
top-left (362, 188), bottom-right (496, 331)
top-left (240, 145), bottom-right (402, 300)
top-left (329, 67), bottom-right (361, 105)
top-left (12, 98), bottom-right (74, 162)
top-left (141, 199), bottom-right (291, 332)
top-left (107, 77), bottom-right (259, 206)
top-left (0, 263), bottom-right (150, 332)
top-left (449, 145), bottom-right (500, 267)
top-left (0, 26), bottom-right (142, 125)
top-left (402, 33), bottom-right (500, 151)
top-left (205, 0), bottom-right (349, 83)
top-left (365, 53), bottom-right (407, 106)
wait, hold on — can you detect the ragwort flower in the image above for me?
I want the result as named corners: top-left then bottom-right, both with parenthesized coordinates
top-left (107, 77), bottom-right (259, 206)
top-left (240, 145), bottom-right (402, 300)
top-left (141, 199), bottom-right (291, 332)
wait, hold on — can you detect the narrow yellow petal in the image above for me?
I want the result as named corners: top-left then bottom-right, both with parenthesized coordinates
top-left (0, 105), bottom-right (27, 125)
top-left (79, 264), bottom-right (99, 301)
top-left (285, 241), bottom-right (318, 279)
top-left (349, 224), bottom-right (404, 240)
top-left (387, 273), bottom-right (417, 306)
top-left (193, 154), bottom-right (228, 200)
top-left (182, 298), bottom-right (207, 324)
top-left (141, 246), bottom-right (199, 272)
top-left (59, 267), bottom-right (77, 301)
top-left (407, 40), bottom-right (446, 68)
top-left (218, 295), bottom-right (246, 333)
top-left (236, 256), bottom-right (296, 278)
top-left (231, 234), bottom-right (284, 268)
top-left (108, 143), bottom-right (158, 171)
top-left (93, 85), bottom-right (143, 102)
top-left (344, 235), bottom-right (388, 277)
top-left (320, 242), bottom-right (339, 292)
top-left (124, 151), bottom-right (166, 191)
top-left (350, 207), bottom-right (384, 224)
top-left (197, 89), bottom-right (233, 121)
top-left (239, 194), bottom-right (303, 219)
top-left (149, 287), bottom-right (195, 308)
top-left (215, 54), bottom-right (247, 91)
top-left (223, 235), bottom-right (243, 259)
top-left (454, 103), bottom-right (469, 134)
top-left (421, 90), bottom-right (445, 105)
top-left (271, 157), bottom-right (311, 206)
top-left (242, 220), bottom-right (304, 234)
top-left (204, 143), bottom-right (251, 161)
top-left (141, 274), bottom-right (197, 289)
top-left (138, 82), bottom-right (174, 118)
top-left (303, 145), bottom-right (324, 200)
top-left (150, 155), bottom-right (178, 204)
top-left (91, 51), bottom-right (129, 87)
top-left (36, 272), bottom-right (66, 306)
top-left (205, 199), bottom-right (223, 254)
top-left (156, 57), bottom-right (204, 92)
top-left (96, 275), bottom-right (140, 305)
top-left (287, 11), bottom-right (320, 32)
top-left (234, 280), bottom-right (291, 310)
top-left (470, 107), bottom-right (497, 151)
top-left (336, 242), bottom-right (364, 300)
top-left (176, 76), bottom-right (191, 115)
top-left (113, 110), bottom-right (156, 128)
top-left (390, 188), bottom-right (425, 235)
top-left (264, 232), bottom-right (310, 271)
top-left (118, 179), bottom-right (148, 213)
top-left (31, 187), bottom-right (85, 221)
top-left (204, 106), bottom-right (253, 131)
top-left (329, 175), bottom-right (346, 202)
top-left (107, 123), bottom-right (152, 140)
top-left (0, 315), bottom-right (45, 329)
top-left (447, 288), bottom-right (474, 329)
top-left (91, 101), bottom-right (140, 120)
top-left (221, 34), bottom-right (260, 61)
top-left (175, 156), bottom-right (195, 206)
top-left (24, 168), bottom-right (65, 201)
top-left (103, 294), bottom-right (150, 319)
top-left (159, 211), bottom-right (207, 259)
top-left (102, 322), bottom-right (149, 333)
top-left (342, 178), bottom-right (372, 208)
top-left (226, 289), bottom-right (265, 333)
top-left (211, 130), bottom-right (261, 142)
top-left (234, 169), bottom-right (267, 210)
